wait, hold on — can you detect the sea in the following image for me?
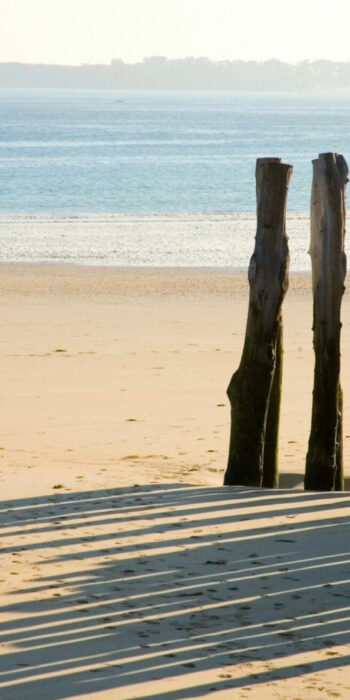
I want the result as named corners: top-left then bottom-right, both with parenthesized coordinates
top-left (1, 88), bottom-right (350, 270)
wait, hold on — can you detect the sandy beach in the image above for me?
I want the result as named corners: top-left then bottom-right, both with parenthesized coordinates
top-left (0, 264), bottom-right (349, 699)
top-left (0, 264), bottom-right (349, 495)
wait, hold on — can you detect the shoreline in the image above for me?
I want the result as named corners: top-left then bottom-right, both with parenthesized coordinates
top-left (0, 211), bottom-right (317, 269)
top-left (0, 263), bottom-right (314, 298)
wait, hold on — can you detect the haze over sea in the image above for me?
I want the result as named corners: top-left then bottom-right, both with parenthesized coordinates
top-left (1, 88), bottom-right (350, 269)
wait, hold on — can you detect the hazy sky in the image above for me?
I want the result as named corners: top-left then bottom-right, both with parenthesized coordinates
top-left (1, 0), bottom-right (350, 65)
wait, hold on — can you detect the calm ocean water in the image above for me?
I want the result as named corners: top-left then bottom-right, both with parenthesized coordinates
top-left (1, 89), bottom-right (350, 268)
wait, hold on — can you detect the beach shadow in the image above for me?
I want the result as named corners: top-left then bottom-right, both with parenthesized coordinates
top-left (279, 472), bottom-right (350, 489)
top-left (0, 484), bottom-right (349, 698)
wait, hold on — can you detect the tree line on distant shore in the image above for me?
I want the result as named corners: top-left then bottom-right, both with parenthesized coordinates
top-left (2, 57), bottom-right (350, 91)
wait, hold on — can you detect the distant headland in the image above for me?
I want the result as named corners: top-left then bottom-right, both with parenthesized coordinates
top-left (1, 57), bottom-right (350, 91)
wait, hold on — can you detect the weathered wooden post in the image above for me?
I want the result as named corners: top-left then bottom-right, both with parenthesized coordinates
top-left (224, 158), bottom-right (292, 487)
top-left (305, 152), bottom-right (348, 491)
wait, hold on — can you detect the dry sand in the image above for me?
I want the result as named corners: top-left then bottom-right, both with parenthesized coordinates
top-left (0, 264), bottom-right (349, 699)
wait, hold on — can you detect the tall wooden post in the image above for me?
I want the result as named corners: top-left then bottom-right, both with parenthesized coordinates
top-left (224, 158), bottom-right (292, 487)
top-left (305, 153), bottom-right (348, 491)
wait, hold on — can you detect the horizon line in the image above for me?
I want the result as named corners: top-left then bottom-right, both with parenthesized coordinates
top-left (2, 56), bottom-right (350, 68)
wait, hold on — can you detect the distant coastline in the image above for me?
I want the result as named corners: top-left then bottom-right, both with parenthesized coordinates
top-left (2, 57), bottom-right (350, 91)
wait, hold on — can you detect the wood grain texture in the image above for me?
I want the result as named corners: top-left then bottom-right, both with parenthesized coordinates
top-left (224, 158), bottom-right (292, 486)
top-left (305, 153), bottom-right (348, 491)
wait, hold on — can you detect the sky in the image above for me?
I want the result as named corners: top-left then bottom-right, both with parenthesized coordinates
top-left (1, 0), bottom-right (350, 65)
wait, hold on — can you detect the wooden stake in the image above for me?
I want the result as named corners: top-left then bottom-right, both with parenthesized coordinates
top-left (305, 153), bottom-right (348, 491)
top-left (224, 158), bottom-right (292, 486)
top-left (262, 318), bottom-right (283, 488)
